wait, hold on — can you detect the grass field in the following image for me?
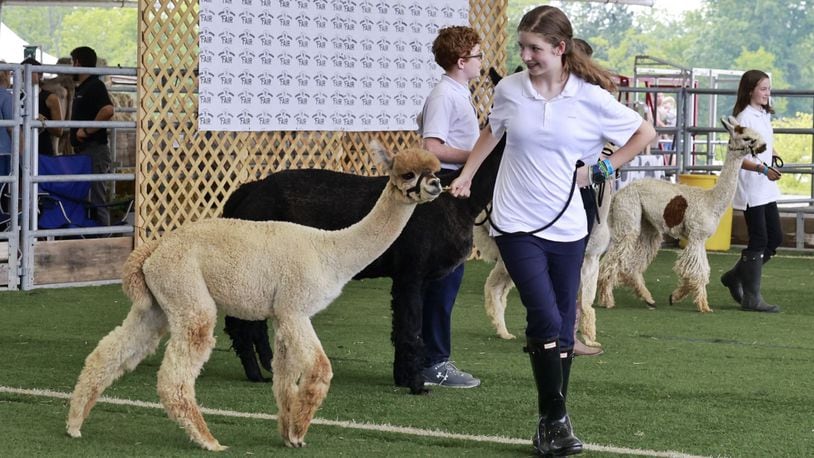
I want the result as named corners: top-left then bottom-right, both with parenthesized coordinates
top-left (1, 248), bottom-right (812, 457)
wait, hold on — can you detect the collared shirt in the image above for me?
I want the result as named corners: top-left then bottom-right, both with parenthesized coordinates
top-left (732, 105), bottom-right (781, 210)
top-left (488, 71), bottom-right (642, 242)
top-left (419, 75), bottom-right (479, 170)
top-left (71, 75), bottom-right (113, 147)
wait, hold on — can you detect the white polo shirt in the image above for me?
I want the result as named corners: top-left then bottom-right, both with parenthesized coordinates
top-left (732, 105), bottom-right (781, 210)
top-left (488, 71), bottom-right (643, 242)
top-left (419, 75), bottom-right (479, 169)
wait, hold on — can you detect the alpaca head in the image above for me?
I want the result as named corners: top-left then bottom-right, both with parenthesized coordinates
top-left (721, 116), bottom-right (767, 159)
top-left (369, 141), bottom-right (442, 204)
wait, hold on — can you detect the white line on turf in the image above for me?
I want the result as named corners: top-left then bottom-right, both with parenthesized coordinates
top-left (0, 385), bottom-right (710, 458)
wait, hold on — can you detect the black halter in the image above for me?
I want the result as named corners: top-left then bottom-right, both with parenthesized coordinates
top-left (404, 171), bottom-right (438, 199)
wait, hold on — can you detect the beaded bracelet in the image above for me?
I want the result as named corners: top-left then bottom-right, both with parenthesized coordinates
top-left (590, 158), bottom-right (614, 184)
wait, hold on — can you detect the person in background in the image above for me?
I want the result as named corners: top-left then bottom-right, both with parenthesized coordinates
top-left (21, 57), bottom-right (63, 156)
top-left (720, 69), bottom-right (782, 313)
top-left (449, 6), bottom-right (655, 456)
top-left (0, 63), bottom-right (13, 177)
top-left (657, 94), bottom-right (677, 151)
top-left (70, 46), bottom-right (114, 226)
top-left (417, 25), bottom-right (482, 389)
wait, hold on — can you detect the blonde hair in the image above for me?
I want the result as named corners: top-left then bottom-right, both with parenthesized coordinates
top-left (518, 6), bottom-right (616, 92)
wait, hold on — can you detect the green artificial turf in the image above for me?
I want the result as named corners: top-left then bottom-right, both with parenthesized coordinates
top-left (1, 249), bottom-right (812, 457)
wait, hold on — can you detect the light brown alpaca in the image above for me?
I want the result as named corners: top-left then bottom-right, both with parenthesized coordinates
top-left (597, 116), bottom-right (766, 313)
top-left (474, 145), bottom-right (615, 347)
top-left (65, 143), bottom-right (441, 451)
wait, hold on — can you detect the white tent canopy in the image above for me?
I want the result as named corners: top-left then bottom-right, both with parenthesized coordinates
top-left (0, 22), bottom-right (58, 64)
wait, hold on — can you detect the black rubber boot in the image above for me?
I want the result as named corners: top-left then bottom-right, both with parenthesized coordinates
top-left (224, 316), bottom-right (270, 382)
top-left (739, 251), bottom-right (780, 313)
top-left (526, 338), bottom-right (583, 457)
top-left (720, 260), bottom-right (744, 305)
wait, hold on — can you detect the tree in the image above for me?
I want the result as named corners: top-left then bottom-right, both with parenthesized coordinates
top-left (2, 6), bottom-right (73, 59)
top-left (60, 9), bottom-right (137, 67)
top-left (3, 6), bottom-right (136, 66)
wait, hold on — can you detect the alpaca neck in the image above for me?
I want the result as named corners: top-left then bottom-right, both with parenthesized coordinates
top-left (324, 183), bottom-right (416, 278)
top-left (709, 148), bottom-right (746, 217)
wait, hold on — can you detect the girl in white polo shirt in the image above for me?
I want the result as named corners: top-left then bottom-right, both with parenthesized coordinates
top-left (450, 6), bottom-right (655, 456)
top-left (720, 70), bottom-right (783, 313)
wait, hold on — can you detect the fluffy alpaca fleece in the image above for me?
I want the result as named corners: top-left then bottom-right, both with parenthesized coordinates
top-left (597, 116), bottom-right (766, 313)
top-left (474, 144), bottom-right (616, 347)
top-left (65, 143), bottom-right (442, 451)
top-left (221, 136), bottom-right (505, 393)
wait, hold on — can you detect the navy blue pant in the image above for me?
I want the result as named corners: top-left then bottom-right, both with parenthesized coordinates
top-left (744, 201), bottom-right (783, 261)
top-left (495, 234), bottom-right (586, 350)
top-left (422, 263), bottom-right (465, 367)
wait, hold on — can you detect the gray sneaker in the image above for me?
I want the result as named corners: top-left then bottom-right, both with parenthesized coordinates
top-left (421, 361), bottom-right (480, 388)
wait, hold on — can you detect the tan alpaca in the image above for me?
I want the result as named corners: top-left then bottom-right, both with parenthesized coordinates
top-left (597, 116), bottom-right (766, 313)
top-left (474, 146), bottom-right (615, 346)
top-left (65, 143), bottom-right (442, 451)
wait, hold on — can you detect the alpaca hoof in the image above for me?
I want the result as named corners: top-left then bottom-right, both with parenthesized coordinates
top-left (66, 427), bottom-right (81, 438)
top-left (409, 385), bottom-right (431, 395)
top-left (646, 302), bottom-right (657, 310)
top-left (206, 443), bottom-right (228, 452)
top-left (668, 294), bottom-right (674, 306)
top-left (284, 438), bottom-right (306, 448)
top-left (497, 331), bottom-right (516, 340)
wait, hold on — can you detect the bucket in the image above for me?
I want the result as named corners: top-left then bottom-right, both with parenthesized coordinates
top-left (677, 174), bottom-right (732, 251)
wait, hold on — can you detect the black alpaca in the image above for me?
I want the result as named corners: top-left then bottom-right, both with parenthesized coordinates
top-left (222, 136), bottom-right (504, 394)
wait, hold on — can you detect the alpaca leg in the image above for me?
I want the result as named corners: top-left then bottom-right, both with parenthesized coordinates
top-left (597, 237), bottom-right (632, 310)
top-left (156, 305), bottom-right (223, 451)
top-left (628, 272), bottom-right (656, 307)
top-left (272, 318), bottom-right (333, 448)
top-left (671, 243), bottom-right (712, 313)
top-left (624, 226), bottom-right (661, 307)
top-left (391, 279), bottom-right (428, 394)
top-left (596, 256), bottom-right (618, 309)
top-left (66, 302), bottom-right (168, 438)
top-left (577, 253), bottom-right (601, 347)
top-left (669, 276), bottom-right (694, 305)
top-left (484, 259), bottom-right (516, 339)
top-left (224, 316), bottom-right (269, 382)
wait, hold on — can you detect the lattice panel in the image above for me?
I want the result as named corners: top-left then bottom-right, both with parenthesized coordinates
top-left (136, 0), bottom-right (507, 243)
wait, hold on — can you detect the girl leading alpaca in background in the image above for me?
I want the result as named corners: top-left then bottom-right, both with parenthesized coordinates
top-left (450, 5), bottom-right (655, 456)
top-left (720, 70), bottom-right (783, 313)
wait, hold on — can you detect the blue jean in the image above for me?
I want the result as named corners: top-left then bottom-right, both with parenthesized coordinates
top-left (422, 263), bottom-right (465, 367)
top-left (495, 234), bottom-right (586, 350)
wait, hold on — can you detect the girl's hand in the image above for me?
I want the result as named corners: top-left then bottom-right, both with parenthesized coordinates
top-left (449, 176), bottom-right (472, 198)
top-left (767, 166), bottom-right (782, 181)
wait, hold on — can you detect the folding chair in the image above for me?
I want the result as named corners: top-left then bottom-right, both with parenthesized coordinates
top-left (37, 154), bottom-right (99, 229)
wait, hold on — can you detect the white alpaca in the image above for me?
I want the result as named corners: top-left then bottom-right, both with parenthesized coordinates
top-left (597, 116), bottom-right (766, 313)
top-left (65, 143), bottom-right (442, 451)
top-left (474, 146), bottom-right (614, 347)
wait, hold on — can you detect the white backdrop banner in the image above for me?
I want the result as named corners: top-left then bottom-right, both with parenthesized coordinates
top-left (198, 0), bottom-right (469, 132)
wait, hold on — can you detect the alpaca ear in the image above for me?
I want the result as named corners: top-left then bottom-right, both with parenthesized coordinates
top-left (721, 116), bottom-right (737, 134)
top-left (369, 140), bottom-right (395, 172)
